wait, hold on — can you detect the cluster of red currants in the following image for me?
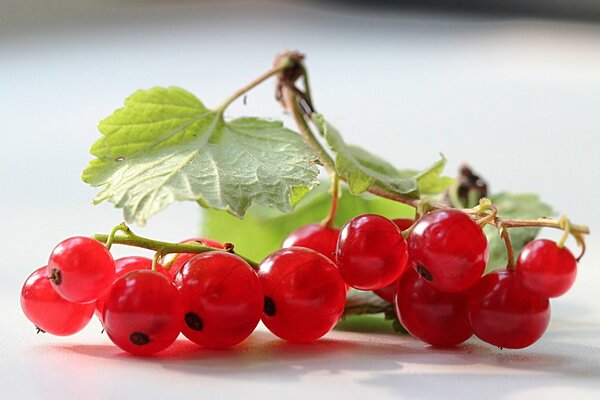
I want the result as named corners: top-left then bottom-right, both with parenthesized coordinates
top-left (284, 209), bottom-right (578, 349)
top-left (20, 209), bottom-right (577, 355)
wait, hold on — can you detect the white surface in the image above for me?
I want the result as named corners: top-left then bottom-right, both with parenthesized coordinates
top-left (1, 1), bottom-right (600, 398)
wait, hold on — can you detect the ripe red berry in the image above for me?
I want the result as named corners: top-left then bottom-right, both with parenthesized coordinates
top-left (373, 281), bottom-right (397, 303)
top-left (103, 270), bottom-right (182, 355)
top-left (408, 210), bottom-right (488, 293)
top-left (174, 252), bottom-right (262, 348)
top-left (21, 267), bottom-right (95, 336)
top-left (468, 269), bottom-right (550, 349)
top-left (95, 256), bottom-right (169, 321)
top-left (395, 268), bottom-right (472, 347)
top-left (167, 238), bottom-right (225, 278)
top-left (391, 218), bottom-right (414, 231)
top-left (282, 224), bottom-right (340, 263)
top-left (516, 239), bottom-right (577, 298)
top-left (258, 247), bottom-right (346, 342)
top-left (372, 218), bottom-right (414, 302)
top-left (336, 214), bottom-right (408, 290)
top-left (47, 236), bottom-right (115, 303)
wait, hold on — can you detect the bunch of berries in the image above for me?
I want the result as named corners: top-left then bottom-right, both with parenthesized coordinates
top-left (21, 209), bottom-right (578, 355)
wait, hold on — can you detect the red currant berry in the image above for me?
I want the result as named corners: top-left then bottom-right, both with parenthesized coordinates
top-left (21, 267), bottom-right (95, 336)
top-left (372, 218), bottom-right (414, 302)
top-left (373, 281), bottom-right (397, 303)
top-left (391, 218), bottom-right (414, 231)
top-left (282, 224), bottom-right (340, 263)
top-left (103, 270), bottom-right (182, 355)
top-left (47, 236), bottom-right (115, 303)
top-left (167, 238), bottom-right (224, 278)
top-left (336, 214), bottom-right (408, 290)
top-left (95, 256), bottom-right (169, 321)
top-left (258, 247), bottom-right (346, 342)
top-left (516, 239), bottom-right (577, 298)
top-left (395, 268), bottom-right (472, 347)
top-left (174, 252), bottom-right (262, 348)
top-left (408, 209), bottom-right (487, 293)
top-left (468, 269), bottom-right (550, 349)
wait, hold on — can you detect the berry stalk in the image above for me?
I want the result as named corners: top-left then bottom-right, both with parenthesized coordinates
top-left (93, 225), bottom-right (259, 269)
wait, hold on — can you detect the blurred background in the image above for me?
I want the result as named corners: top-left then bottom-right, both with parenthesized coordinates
top-left (1, 1), bottom-right (600, 397)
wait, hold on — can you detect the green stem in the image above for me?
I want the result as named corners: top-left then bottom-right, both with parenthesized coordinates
top-left (286, 87), bottom-right (337, 173)
top-left (321, 173), bottom-right (340, 229)
top-left (93, 230), bottom-right (259, 269)
top-left (215, 57), bottom-right (294, 114)
top-left (497, 222), bottom-right (516, 270)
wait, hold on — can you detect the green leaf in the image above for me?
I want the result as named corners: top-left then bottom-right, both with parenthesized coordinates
top-left (82, 87), bottom-right (320, 225)
top-left (202, 183), bottom-right (415, 262)
top-left (313, 114), bottom-right (453, 197)
top-left (485, 192), bottom-right (554, 272)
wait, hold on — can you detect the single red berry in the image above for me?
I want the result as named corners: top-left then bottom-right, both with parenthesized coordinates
top-left (408, 209), bottom-right (488, 293)
top-left (103, 270), bottom-right (182, 355)
top-left (373, 218), bottom-right (414, 302)
top-left (395, 268), bottom-right (472, 347)
top-left (258, 247), bottom-right (346, 342)
top-left (21, 266), bottom-right (95, 336)
top-left (167, 238), bottom-right (225, 278)
top-left (174, 252), bottom-right (262, 348)
top-left (373, 281), bottom-right (397, 303)
top-left (468, 269), bottom-right (550, 349)
top-left (391, 218), bottom-right (414, 231)
top-left (336, 214), bottom-right (408, 290)
top-left (516, 239), bottom-right (577, 298)
top-left (47, 236), bottom-right (115, 303)
top-left (282, 224), bottom-right (340, 263)
top-left (95, 256), bottom-right (169, 321)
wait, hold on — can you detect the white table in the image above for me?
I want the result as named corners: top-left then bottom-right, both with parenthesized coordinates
top-left (2, 2), bottom-right (600, 398)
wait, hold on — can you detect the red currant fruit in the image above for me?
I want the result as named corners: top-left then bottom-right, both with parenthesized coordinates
top-left (258, 247), bottom-right (346, 342)
top-left (467, 269), bottom-right (550, 349)
top-left (95, 256), bottom-right (169, 321)
top-left (391, 218), bottom-right (414, 231)
top-left (103, 270), bottom-right (182, 355)
top-left (21, 267), bottom-right (95, 336)
top-left (373, 281), bottom-right (397, 303)
top-left (48, 236), bottom-right (115, 303)
top-left (174, 252), bottom-right (262, 348)
top-left (395, 268), bottom-right (472, 347)
top-left (282, 224), bottom-right (340, 263)
top-left (408, 209), bottom-right (487, 293)
top-left (336, 214), bottom-right (408, 290)
top-left (372, 218), bottom-right (414, 302)
top-left (516, 239), bottom-right (577, 298)
top-left (167, 238), bottom-right (224, 278)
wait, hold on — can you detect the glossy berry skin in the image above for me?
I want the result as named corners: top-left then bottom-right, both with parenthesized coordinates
top-left (174, 252), bottom-right (262, 348)
top-left (373, 281), bottom-right (397, 303)
top-left (258, 247), bottom-right (346, 342)
top-left (336, 214), bottom-right (408, 290)
top-left (103, 270), bottom-right (182, 355)
top-left (516, 239), bottom-right (577, 298)
top-left (467, 269), bottom-right (550, 349)
top-left (21, 267), bottom-right (95, 336)
top-left (47, 236), bottom-right (115, 303)
top-left (167, 238), bottom-right (224, 278)
top-left (372, 218), bottom-right (414, 301)
top-left (95, 256), bottom-right (169, 321)
top-left (282, 224), bottom-right (340, 263)
top-left (395, 268), bottom-right (472, 347)
top-left (408, 210), bottom-right (488, 293)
